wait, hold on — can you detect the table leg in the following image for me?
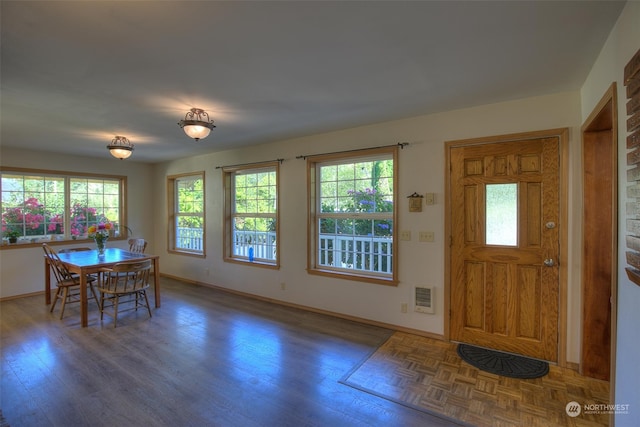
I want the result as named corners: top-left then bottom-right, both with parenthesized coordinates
top-left (153, 258), bottom-right (161, 308)
top-left (80, 272), bottom-right (88, 327)
top-left (44, 257), bottom-right (51, 305)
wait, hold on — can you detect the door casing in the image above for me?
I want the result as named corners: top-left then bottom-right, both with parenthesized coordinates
top-left (581, 83), bottom-right (617, 387)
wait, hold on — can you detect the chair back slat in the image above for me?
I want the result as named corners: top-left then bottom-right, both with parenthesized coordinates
top-left (43, 243), bottom-right (76, 284)
top-left (128, 238), bottom-right (148, 254)
top-left (101, 260), bottom-right (151, 293)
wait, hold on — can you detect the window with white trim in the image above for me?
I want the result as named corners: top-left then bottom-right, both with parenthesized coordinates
top-left (307, 147), bottom-right (397, 284)
top-left (223, 162), bottom-right (279, 267)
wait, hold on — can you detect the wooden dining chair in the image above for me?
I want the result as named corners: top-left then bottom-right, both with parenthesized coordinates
top-left (59, 247), bottom-right (101, 281)
top-left (98, 259), bottom-right (152, 327)
top-left (128, 238), bottom-right (148, 253)
top-left (42, 244), bottom-right (99, 319)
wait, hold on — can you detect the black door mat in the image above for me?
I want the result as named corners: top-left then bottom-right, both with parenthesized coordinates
top-left (457, 343), bottom-right (549, 379)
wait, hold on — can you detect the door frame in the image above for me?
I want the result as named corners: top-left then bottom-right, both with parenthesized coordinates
top-left (444, 128), bottom-right (569, 366)
top-left (580, 82), bottom-right (617, 393)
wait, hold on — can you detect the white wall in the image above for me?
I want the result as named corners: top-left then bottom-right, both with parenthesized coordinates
top-left (153, 90), bottom-right (584, 360)
top-left (0, 148), bottom-right (155, 297)
top-left (581, 2), bottom-right (640, 425)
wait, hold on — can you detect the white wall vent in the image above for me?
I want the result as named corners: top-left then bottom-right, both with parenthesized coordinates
top-left (414, 286), bottom-right (435, 314)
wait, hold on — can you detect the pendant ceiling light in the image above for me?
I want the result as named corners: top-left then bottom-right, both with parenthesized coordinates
top-left (178, 108), bottom-right (216, 141)
top-left (107, 136), bottom-right (134, 160)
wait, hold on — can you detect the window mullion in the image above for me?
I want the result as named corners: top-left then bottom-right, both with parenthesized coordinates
top-left (64, 177), bottom-right (71, 239)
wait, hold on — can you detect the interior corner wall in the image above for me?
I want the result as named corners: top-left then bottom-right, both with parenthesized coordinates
top-left (580, 2), bottom-right (640, 425)
top-left (152, 90), bottom-right (583, 362)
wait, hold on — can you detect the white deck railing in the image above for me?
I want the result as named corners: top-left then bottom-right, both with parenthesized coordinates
top-left (176, 227), bottom-right (204, 251)
top-left (233, 230), bottom-right (277, 260)
top-left (319, 235), bottom-right (393, 274)
top-left (177, 228), bottom-right (393, 273)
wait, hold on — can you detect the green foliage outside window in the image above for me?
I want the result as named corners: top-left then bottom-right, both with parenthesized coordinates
top-left (319, 159), bottom-right (393, 238)
top-left (233, 170), bottom-right (276, 234)
top-left (176, 176), bottom-right (204, 229)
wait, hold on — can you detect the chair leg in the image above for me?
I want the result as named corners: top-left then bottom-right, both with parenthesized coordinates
top-left (100, 292), bottom-right (105, 320)
top-left (113, 295), bottom-right (119, 328)
top-left (59, 287), bottom-right (69, 320)
top-left (141, 290), bottom-right (152, 318)
top-left (50, 288), bottom-right (61, 313)
top-left (89, 283), bottom-right (100, 308)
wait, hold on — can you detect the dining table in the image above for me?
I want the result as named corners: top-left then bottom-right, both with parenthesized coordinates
top-left (44, 247), bottom-right (160, 327)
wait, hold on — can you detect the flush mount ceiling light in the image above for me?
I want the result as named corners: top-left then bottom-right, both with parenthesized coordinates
top-left (107, 135), bottom-right (134, 160)
top-left (178, 108), bottom-right (216, 141)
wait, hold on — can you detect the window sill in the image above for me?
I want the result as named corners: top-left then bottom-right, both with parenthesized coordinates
top-left (1, 237), bottom-right (127, 250)
top-left (168, 249), bottom-right (205, 258)
top-left (224, 257), bottom-right (279, 269)
top-left (307, 268), bottom-right (398, 286)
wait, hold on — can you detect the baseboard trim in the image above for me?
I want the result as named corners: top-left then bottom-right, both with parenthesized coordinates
top-left (0, 290), bottom-right (44, 302)
top-left (161, 273), bottom-right (444, 342)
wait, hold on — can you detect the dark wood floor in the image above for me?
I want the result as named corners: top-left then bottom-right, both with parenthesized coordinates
top-left (1, 277), bottom-right (459, 427)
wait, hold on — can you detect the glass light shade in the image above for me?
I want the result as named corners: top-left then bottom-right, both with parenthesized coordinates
top-left (109, 147), bottom-right (133, 159)
top-left (182, 124), bottom-right (212, 140)
top-left (107, 136), bottom-right (134, 160)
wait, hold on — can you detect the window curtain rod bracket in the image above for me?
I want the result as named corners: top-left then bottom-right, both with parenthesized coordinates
top-left (296, 142), bottom-right (408, 160)
top-left (215, 158), bottom-right (284, 170)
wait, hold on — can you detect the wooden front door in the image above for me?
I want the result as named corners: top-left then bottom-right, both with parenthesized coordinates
top-left (448, 134), bottom-right (560, 362)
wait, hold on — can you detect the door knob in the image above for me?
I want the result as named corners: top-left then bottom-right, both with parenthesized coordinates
top-left (544, 258), bottom-right (555, 267)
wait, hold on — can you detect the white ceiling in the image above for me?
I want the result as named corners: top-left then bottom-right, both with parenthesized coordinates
top-left (0, 1), bottom-right (625, 163)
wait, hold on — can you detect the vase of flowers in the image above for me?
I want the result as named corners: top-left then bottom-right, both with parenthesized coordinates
top-left (88, 222), bottom-right (112, 255)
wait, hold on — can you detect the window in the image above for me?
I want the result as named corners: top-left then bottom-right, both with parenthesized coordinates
top-left (168, 173), bottom-right (205, 255)
top-left (485, 183), bottom-right (518, 246)
top-left (223, 162), bottom-right (279, 267)
top-left (1, 169), bottom-right (126, 244)
top-left (308, 147), bottom-right (398, 284)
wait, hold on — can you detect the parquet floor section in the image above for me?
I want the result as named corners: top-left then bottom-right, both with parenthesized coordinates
top-left (342, 332), bottom-right (610, 427)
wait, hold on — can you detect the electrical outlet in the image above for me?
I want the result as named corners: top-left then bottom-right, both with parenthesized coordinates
top-left (401, 303), bottom-right (408, 313)
top-left (205, 268), bottom-right (210, 276)
top-left (400, 230), bottom-right (411, 241)
top-left (280, 282), bottom-right (286, 291)
top-left (425, 193), bottom-right (436, 205)
top-left (419, 231), bottom-right (434, 242)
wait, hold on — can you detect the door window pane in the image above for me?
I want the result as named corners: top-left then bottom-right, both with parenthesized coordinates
top-left (486, 183), bottom-right (517, 246)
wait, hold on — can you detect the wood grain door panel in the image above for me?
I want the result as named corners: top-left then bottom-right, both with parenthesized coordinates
top-left (450, 137), bottom-right (560, 362)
